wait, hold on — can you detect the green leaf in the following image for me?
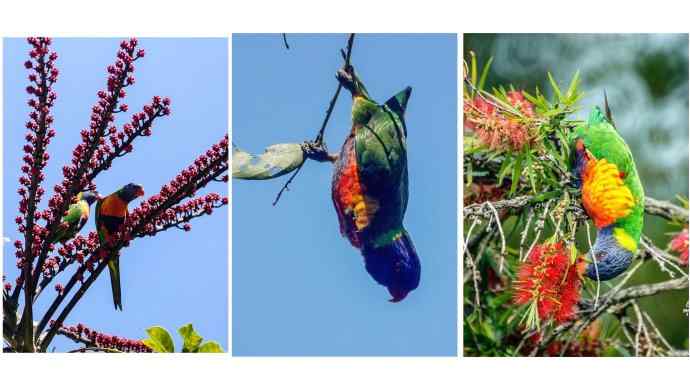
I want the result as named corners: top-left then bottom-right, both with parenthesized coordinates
top-left (510, 154), bottom-right (523, 195)
top-left (143, 326), bottom-right (175, 353)
top-left (497, 156), bottom-right (514, 186)
top-left (565, 70), bottom-right (580, 101)
top-left (178, 323), bottom-right (203, 353)
top-left (478, 57), bottom-right (494, 91)
top-left (547, 72), bottom-right (562, 102)
top-left (470, 51), bottom-right (478, 86)
top-left (232, 143), bottom-right (304, 180)
top-left (198, 341), bottom-right (224, 353)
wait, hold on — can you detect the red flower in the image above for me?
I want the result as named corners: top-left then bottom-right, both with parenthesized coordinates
top-left (513, 242), bottom-right (583, 325)
top-left (670, 228), bottom-right (689, 266)
top-left (463, 91), bottom-right (536, 152)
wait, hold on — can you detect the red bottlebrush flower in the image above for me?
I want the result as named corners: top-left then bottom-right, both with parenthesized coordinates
top-left (54, 283), bottom-right (64, 294)
top-left (513, 241), bottom-right (583, 326)
top-left (670, 228), bottom-right (689, 266)
top-left (463, 91), bottom-right (536, 152)
top-left (4, 282), bottom-right (12, 292)
top-left (506, 90), bottom-right (535, 118)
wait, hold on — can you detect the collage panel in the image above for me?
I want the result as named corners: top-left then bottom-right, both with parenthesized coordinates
top-left (232, 33), bottom-right (457, 356)
top-left (463, 33), bottom-right (689, 357)
top-left (2, 38), bottom-right (229, 353)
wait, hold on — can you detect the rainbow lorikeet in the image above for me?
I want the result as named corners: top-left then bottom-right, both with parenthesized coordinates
top-left (51, 191), bottom-right (99, 244)
top-left (330, 67), bottom-right (421, 302)
top-left (571, 105), bottom-right (644, 280)
top-left (95, 183), bottom-right (145, 310)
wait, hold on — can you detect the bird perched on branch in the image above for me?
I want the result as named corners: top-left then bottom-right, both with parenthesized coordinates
top-left (571, 102), bottom-right (644, 280)
top-left (95, 183), bottom-right (145, 310)
top-left (329, 66), bottom-right (420, 302)
top-left (51, 191), bottom-right (99, 244)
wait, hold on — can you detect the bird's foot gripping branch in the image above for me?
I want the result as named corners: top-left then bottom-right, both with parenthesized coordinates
top-left (3, 38), bottom-right (228, 353)
top-left (462, 53), bottom-right (688, 356)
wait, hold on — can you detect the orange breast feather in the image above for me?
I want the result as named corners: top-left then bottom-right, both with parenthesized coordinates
top-left (581, 158), bottom-right (634, 229)
top-left (99, 195), bottom-right (127, 218)
top-left (334, 146), bottom-right (379, 247)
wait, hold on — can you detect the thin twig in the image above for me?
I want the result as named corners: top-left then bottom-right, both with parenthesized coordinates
top-left (273, 33), bottom-right (355, 206)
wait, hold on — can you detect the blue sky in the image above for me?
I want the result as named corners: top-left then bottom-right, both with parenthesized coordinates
top-left (232, 34), bottom-right (457, 356)
top-left (3, 38), bottom-right (228, 352)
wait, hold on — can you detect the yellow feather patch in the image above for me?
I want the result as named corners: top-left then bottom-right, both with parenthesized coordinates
top-left (351, 193), bottom-right (379, 231)
top-left (582, 158), bottom-right (635, 228)
top-left (613, 227), bottom-right (638, 252)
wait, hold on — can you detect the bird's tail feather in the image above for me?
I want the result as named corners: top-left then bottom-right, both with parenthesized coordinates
top-left (107, 254), bottom-right (123, 310)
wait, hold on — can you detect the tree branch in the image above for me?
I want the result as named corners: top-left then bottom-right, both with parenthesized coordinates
top-left (272, 33), bottom-right (355, 206)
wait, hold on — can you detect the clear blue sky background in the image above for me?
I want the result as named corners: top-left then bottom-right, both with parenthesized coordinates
top-left (233, 34), bottom-right (457, 356)
top-left (3, 38), bottom-right (228, 352)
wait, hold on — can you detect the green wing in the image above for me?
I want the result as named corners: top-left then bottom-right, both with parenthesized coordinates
top-left (354, 103), bottom-right (409, 233)
top-left (52, 200), bottom-right (87, 243)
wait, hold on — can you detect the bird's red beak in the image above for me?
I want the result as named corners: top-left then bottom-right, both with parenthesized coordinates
top-left (135, 186), bottom-right (145, 197)
top-left (387, 287), bottom-right (409, 303)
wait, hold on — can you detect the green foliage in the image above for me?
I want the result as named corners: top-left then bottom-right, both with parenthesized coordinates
top-left (464, 53), bottom-right (583, 200)
top-left (142, 324), bottom-right (224, 353)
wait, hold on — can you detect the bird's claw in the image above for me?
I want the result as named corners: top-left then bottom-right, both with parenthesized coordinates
top-left (302, 141), bottom-right (337, 163)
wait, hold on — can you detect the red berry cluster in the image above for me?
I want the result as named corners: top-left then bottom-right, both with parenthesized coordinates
top-left (50, 38), bottom-right (167, 224)
top-left (464, 90), bottom-right (536, 152)
top-left (513, 241), bottom-right (583, 324)
top-left (15, 38), bottom-right (60, 275)
top-left (55, 322), bottom-right (152, 352)
top-left (125, 135), bottom-right (229, 238)
top-left (37, 232), bottom-right (100, 290)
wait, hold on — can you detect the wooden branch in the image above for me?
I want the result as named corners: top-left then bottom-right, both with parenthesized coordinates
top-left (464, 194), bottom-right (689, 223)
top-left (644, 197), bottom-right (689, 223)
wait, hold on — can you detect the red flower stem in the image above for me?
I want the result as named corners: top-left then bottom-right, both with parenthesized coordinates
top-left (17, 45), bottom-right (52, 352)
top-left (143, 202), bottom-right (226, 237)
top-left (34, 264), bottom-right (87, 339)
top-left (28, 50), bottom-right (142, 297)
top-left (39, 262), bottom-right (106, 351)
top-left (85, 106), bottom-right (165, 181)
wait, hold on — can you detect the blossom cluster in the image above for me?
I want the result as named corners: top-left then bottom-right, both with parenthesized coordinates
top-left (14, 38), bottom-right (60, 273)
top-left (513, 241), bottom-right (583, 324)
top-left (125, 135), bottom-right (229, 239)
top-left (48, 38), bottom-right (167, 228)
top-left (36, 232), bottom-right (100, 291)
top-left (464, 90), bottom-right (536, 152)
top-left (54, 322), bottom-right (151, 352)
top-left (669, 228), bottom-right (688, 266)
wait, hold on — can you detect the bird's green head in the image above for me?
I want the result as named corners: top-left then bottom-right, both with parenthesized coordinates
top-left (117, 183), bottom-right (145, 203)
top-left (79, 191), bottom-right (99, 206)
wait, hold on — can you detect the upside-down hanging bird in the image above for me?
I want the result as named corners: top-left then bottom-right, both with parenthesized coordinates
top-left (51, 191), bottom-right (99, 244)
top-left (95, 183), bottom-right (145, 310)
top-left (571, 104), bottom-right (644, 281)
top-left (329, 66), bottom-right (421, 302)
